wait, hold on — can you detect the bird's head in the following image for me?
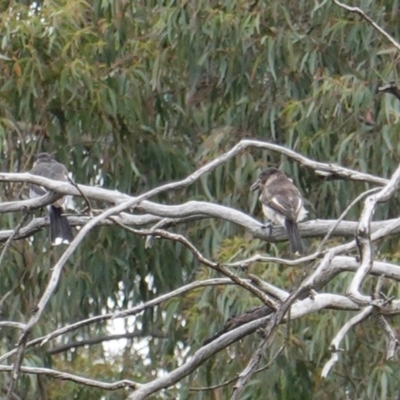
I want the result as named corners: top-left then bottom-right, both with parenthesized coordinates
top-left (250, 168), bottom-right (281, 191)
top-left (35, 153), bottom-right (56, 164)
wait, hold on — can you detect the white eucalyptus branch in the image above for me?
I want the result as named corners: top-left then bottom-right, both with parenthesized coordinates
top-left (0, 322), bottom-right (26, 330)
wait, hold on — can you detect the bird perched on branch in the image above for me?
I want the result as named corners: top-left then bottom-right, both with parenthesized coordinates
top-left (30, 153), bottom-right (73, 245)
top-left (250, 168), bottom-right (308, 254)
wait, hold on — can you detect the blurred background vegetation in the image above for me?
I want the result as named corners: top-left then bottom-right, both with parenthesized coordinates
top-left (1, 0), bottom-right (400, 398)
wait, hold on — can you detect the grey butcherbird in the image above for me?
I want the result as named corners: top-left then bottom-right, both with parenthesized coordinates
top-left (250, 168), bottom-right (307, 254)
top-left (30, 153), bottom-right (73, 245)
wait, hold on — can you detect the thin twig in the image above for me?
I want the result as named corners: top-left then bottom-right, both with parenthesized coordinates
top-left (332, 0), bottom-right (400, 52)
top-left (68, 176), bottom-right (93, 216)
top-left (321, 306), bottom-right (374, 378)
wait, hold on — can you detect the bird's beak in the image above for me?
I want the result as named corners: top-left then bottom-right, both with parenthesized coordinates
top-left (250, 179), bottom-right (260, 192)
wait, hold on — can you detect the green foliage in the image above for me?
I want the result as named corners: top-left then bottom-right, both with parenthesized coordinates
top-left (1, 0), bottom-right (400, 398)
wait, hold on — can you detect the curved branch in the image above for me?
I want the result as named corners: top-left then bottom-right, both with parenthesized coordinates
top-left (332, 0), bottom-right (400, 52)
top-left (2, 200), bottom-right (400, 248)
top-left (0, 139), bottom-right (387, 210)
top-left (0, 322), bottom-right (26, 330)
top-left (0, 364), bottom-right (140, 390)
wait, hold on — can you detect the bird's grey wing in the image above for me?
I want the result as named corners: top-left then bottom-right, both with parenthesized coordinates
top-left (30, 161), bottom-right (69, 202)
top-left (262, 188), bottom-right (302, 222)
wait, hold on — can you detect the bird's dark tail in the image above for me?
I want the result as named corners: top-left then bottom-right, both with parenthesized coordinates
top-left (284, 220), bottom-right (303, 255)
top-left (49, 206), bottom-right (73, 245)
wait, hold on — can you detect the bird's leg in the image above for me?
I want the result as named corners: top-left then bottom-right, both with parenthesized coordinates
top-left (261, 222), bottom-right (273, 236)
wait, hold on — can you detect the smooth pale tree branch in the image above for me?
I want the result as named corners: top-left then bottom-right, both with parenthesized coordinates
top-left (224, 252), bottom-right (320, 268)
top-left (137, 201), bottom-right (400, 242)
top-left (3, 254), bottom-right (400, 366)
top-left (0, 173), bottom-right (131, 204)
top-left (225, 216), bottom-right (400, 283)
top-left (2, 202), bottom-right (400, 247)
top-left (332, 0), bottom-right (400, 52)
top-left (2, 200), bottom-right (400, 246)
top-left (68, 175), bottom-right (93, 215)
top-left (321, 306), bottom-right (374, 378)
top-left (0, 364), bottom-right (141, 390)
top-left (0, 322), bottom-right (26, 330)
top-left (0, 192), bottom-right (62, 213)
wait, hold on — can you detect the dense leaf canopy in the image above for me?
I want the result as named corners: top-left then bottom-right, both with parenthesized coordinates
top-left (1, 0), bottom-right (400, 399)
